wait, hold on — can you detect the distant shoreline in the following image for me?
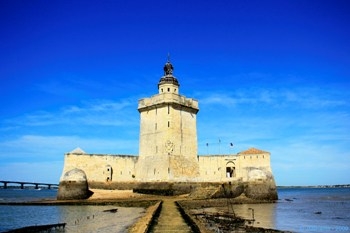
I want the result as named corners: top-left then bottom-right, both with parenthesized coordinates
top-left (1, 184), bottom-right (350, 191)
top-left (277, 184), bottom-right (350, 189)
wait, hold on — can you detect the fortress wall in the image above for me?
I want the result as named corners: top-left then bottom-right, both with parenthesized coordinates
top-left (61, 153), bottom-right (137, 183)
top-left (198, 156), bottom-right (222, 181)
top-left (237, 153), bottom-right (272, 181)
top-left (135, 155), bottom-right (169, 181)
top-left (197, 153), bottom-right (273, 182)
top-left (197, 155), bottom-right (241, 182)
top-left (61, 152), bottom-right (273, 184)
top-left (238, 153), bottom-right (271, 169)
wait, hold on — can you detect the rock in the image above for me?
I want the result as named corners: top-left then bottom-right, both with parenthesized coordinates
top-left (57, 168), bottom-right (93, 200)
top-left (244, 169), bottom-right (278, 200)
top-left (211, 183), bottom-right (244, 198)
top-left (103, 208), bottom-right (118, 213)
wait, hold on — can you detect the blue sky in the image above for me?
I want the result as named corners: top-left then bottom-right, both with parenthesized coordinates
top-left (0, 0), bottom-right (349, 185)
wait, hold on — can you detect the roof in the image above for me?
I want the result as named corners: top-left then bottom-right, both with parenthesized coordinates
top-left (239, 147), bottom-right (269, 155)
top-left (69, 147), bottom-right (86, 154)
top-left (158, 61), bottom-right (179, 87)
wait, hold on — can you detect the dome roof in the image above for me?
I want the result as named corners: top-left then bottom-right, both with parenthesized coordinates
top-left (158, 60), bottom-right (179, 87)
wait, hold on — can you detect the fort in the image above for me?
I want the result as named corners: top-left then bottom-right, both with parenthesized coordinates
top-left (57, 59), bottom-right (278, 201)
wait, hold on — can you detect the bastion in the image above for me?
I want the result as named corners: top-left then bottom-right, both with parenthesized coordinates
top-left (57, 60), bottom-right (278, 201)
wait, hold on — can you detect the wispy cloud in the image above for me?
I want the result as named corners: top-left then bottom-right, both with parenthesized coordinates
top-left (270, 141), bottom-right (350, 186)
top-left (198, 87), bottom-right (349, 110)
top-left (0, 134), bottom-right (139, 161)
top-left (1, 98), bottom-right (138, 128)
top-left (196, 84), bottom-right (350, 185)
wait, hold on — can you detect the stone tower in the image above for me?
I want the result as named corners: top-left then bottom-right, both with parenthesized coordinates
top-left (136, 59), bottom-right (200, 181)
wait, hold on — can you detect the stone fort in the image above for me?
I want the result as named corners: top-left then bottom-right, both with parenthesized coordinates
top-left (58, 60), bottom-right (277, 200)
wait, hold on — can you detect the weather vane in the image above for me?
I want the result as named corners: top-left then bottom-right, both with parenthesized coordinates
top-left (164, 54), bottom-right (173, 75)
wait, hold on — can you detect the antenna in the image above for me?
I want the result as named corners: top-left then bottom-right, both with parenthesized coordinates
top-left (167, 53), bottom-right (170, 62)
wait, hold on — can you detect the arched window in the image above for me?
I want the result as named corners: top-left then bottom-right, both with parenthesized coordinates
top-left (226, 162), bottom-right (235, 178)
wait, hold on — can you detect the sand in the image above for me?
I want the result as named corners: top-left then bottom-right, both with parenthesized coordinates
top-left (88, 189), bottom-right (146, 200)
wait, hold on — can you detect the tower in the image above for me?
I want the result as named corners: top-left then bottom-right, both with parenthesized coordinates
top-left (136, 59), bottom-right (200, 181)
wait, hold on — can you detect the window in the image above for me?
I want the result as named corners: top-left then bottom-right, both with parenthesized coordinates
top-left (167, 88), bottom-right (170, 92)
top-left (168, 121), bottom-right (170, 127)
top-left (168, 104), bottom-right (170, 114)
top-left (226, 162), bottom-right (235, 178)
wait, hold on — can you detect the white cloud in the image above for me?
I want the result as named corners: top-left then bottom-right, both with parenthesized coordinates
top-left (2, 98), bottom-right (138, 128)
top-left (196, 84), bottom-right (350, 185)
top-left (0, 161), bottom-right (63, 184)
top-left (197, 87), bottom-right (349, 110)
top-left (0, 135), bottom-right (139, 161)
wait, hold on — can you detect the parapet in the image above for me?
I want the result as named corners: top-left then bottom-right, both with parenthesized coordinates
top-left (138, 93), bottom-right (198, 112)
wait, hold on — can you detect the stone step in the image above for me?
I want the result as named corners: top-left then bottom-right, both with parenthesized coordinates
top-left (150, 199), bottom-right (192, 233)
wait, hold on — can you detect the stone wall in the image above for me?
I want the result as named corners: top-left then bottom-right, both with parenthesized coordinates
top-left (61, 148), bottom-right (273, 184)
top-left (59, 147), bottom-right (278, 200)
top-left (61, 152), bottom-right (138, 183)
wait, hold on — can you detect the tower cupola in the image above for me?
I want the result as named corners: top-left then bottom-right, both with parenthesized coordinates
top-left (158, 59), bottom-right (179, 94)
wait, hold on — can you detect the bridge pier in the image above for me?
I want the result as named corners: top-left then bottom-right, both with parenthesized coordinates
top-left (3, 182), bottom-right (8, 189)
top-left (21, 183), bottom-right (24, 189)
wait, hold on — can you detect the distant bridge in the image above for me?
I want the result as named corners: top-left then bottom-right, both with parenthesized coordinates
top-left (0, 180), bottom-right (59, 189)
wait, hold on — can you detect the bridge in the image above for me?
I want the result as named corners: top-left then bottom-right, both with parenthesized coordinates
top-left (0, 180), bottom-right (59, 189)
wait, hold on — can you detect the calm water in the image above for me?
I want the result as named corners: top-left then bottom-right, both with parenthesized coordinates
top-left (203, 187), bottom-right (350, 232)
top-left (1, 188), bottom-right (350, 232)
top-left (0, 189), bottom-right (145, 233)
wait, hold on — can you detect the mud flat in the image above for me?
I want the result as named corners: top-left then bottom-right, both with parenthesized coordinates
top-left (177, 197), bottom-right (292, 233)
top-left (3, 189), bottom-right (292, 233)
top-left (178, 203), bottom-right (293, 233)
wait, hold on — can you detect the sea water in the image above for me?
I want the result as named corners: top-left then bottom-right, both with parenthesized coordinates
top-left (0, 189), bottom-right (145, 233)
top-left (205, 187), bottom-right (350, 232)
top-left (221, 188), bottom-right (350, 232)
top-left (275, 187), bottom-right (350, 232)
top-left (1, 188), bottom-right (350, 232)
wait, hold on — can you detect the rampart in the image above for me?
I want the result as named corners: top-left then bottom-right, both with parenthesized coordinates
top-left (59, 147), bottom-right (278, 200)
